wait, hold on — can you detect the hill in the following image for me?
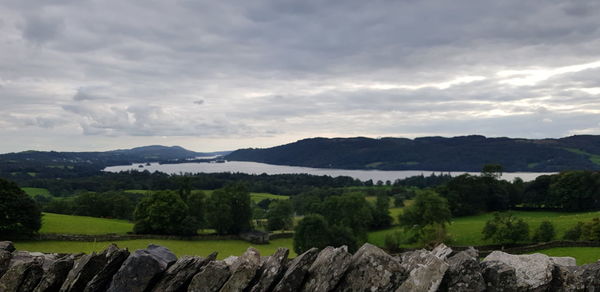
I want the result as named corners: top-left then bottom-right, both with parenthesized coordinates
top-left (0, 145), bottom-right (229, 181)
top-left (226, 135), bottom-right (600, 172)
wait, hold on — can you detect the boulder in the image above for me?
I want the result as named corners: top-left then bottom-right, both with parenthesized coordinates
top-left (337, 243), bottom-right (407, 292)
top-left (9, 251), bottom-right (49, 268)
top-left (396, 248), bottom-right (449, 292)
top-left (483, 251), bottom-right (554, 290)
top-left (0, 260), bottom-right (44, 292)
top-left (272, 248), bottom-right (318, 292)
top-left (33, 258), bottom-right (74, 292)
top-left (107, 244), bottom-right (177, 292)
top-left (59, 251), bottom-right (109, 292)
top-left (440, 247), bottom-right (485, 292)
top-left (480, 261), bottom-right (518, 292)
top-left (250, 248), bottom-right (289, 292)
top-left (188, 260), bottom-right (231, 292)
top-left (0, 242), bottom-right (16, 253)
top-left (0, 250), bottom-right (12, 278)
top-left (301, 246), bottom-right (352, 292)
top-left (432, 243), bottom-right (453, 260)
top-left (550, 261), bottom-right (600, 291)
top-left (219, 247), bottom-right (262, 292)
top-left (549, 256), bottom-right (576, 267)
top-left (152, 252), bottom-right (216, 292)
top-left (83, 244), bottom-right (130, 292)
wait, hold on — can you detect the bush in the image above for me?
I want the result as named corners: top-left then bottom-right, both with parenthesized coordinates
top-left (563, 222), bottom-right (584, 241)
top-left (133, 191), bottom-right (197, 235)
top-left (581, 218), bottom-right (600, 242)
top-left (419, 224), bottom-right (452, 248)
top-left (0, 178), bottom-right (42, 236)
top-left (482, 212), bottom-right (529, 245)
top-left (266, 200), bottom-right (293, 231)
top-left (532, 221), bottom-right (555, 242)
top-left (293, 214), bottom-right (331, 254)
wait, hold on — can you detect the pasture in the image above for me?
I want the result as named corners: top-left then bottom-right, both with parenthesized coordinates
top-left (532, 247), bottom-right (600, 265)
top-left (368, 210), bottom-right (600, 247)
top-left (22, 187), bottom-right (52, 198)
top-left (40, 213), bottom-right (133, 235)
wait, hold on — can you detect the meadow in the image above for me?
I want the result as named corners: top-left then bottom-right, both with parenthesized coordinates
top-left (368, 210), bottom-right (600, 247)
top-left (40, 213), bottom-right (133, 235)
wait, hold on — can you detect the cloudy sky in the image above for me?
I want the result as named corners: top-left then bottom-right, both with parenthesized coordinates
top-left (1, 0), bottom-right (600, 153)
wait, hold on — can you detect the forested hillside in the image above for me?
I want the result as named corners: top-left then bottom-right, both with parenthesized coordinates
top-left (226, 135), bottom-right (600, 172)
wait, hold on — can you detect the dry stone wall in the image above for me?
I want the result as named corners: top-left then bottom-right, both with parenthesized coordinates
top-left (0, 240), bottom-right (599, 291)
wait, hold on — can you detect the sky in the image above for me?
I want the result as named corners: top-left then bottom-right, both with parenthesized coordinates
top-left (1, 0), bottom-right (600, 153)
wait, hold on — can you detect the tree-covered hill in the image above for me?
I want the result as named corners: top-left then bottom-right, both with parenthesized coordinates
top-left (226, 135), bottom-right (600, 172)
top-left (0, 145), bottom-right (229, 180)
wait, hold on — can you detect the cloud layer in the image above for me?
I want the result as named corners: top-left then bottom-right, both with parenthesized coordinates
top-left (1, 0), bottom-right (600, 152)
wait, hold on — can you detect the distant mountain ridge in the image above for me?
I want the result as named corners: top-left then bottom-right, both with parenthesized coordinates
top-left (225, 135), bottom-right (600, 172)
top-left (0, 145), bottom-right (231, 181)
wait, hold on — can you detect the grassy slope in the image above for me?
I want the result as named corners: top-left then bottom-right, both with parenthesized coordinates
top-left (533, 247), bottom-right (600, 265)
top-left (22, 187), bottom-right (52, 198)
top-left (14, 238), bottom-right (295, 259)
top-left (368, 211), bottom-right (600, 247)
top-left (40, 213), bottom-right (133, 235)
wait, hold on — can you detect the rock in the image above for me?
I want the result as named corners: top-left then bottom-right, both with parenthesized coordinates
top-left (152, 252), bottom-right (216, 292)
top-left (301, 246), bottom-right (352, 292)
top-left (481, 261), bottom-right (518, 292)
top-left (0, 260), bottom-right (44, 292)
top-left (0, 250), bottom-right (12, 278)
top-left (337, 243), bottom-right (407, 292)
top-left (396, 249), bottom-right (449, 292)
top-left (0, 242), bottom-right (16, 252)
top-left (432, 243), bottom-right (453, 260)
top-left (188, 260), bottom-right (231, 292)
top-left (59, 250), bottom-right (110, 292)
top-left (250, 248), bottom-right (289, 292)
top-left (551, 261), bottom-right (600, 291)
top-left (483, 251), bottom-right (554, 290)
top-left (577, 262), bottom-right (600, 290)
top-left (107, 244), bottom-right (177, 292)
top-left (9, 251), bottom-right (48, 268)
top-left (549, 256), bottom-right (576, 267)
top-left (272, 248), bottom-right (318, 292)
top-left (219, 247), bottom-right (262, 292)
top-left (440, 247), bottom-right (485, 292)
top-left (33, 258), bottom-right (74, 292)
top-left (223, 256), bottom-right (238, 266)
top-left (83, 244), bottom-right (130, 292)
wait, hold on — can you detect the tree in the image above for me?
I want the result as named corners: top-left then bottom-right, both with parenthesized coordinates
top-left (581, 218), bottom-right (600, 242)
top-left (133, 191), bottom-right (197, 235)
top-left (482, 164), bottom-right (503, 179)
top-left (186, 191), bottom-right (207, 230)
top-left (398, 190), bottom-right (452, 244)
top-left (0, 178), bottom-right (41, 236)
top-left (370, 193), bottom-right (392, 229)
top-left (293, 214), bottom-right (331, 254)
top-left (399, 190), bottom-right (451, 230)
top-left (532, 221), bottom-right (555, 242)
top-left (482, 212), bottom-right (529, 245)
top-left (319, 193), bottom-right (373, 243)
top-left (206, 183), bottom-right (252, 234)
top-left (563, 222), bottom-right (584, 241)
top-left (267, 200), bottom-right (294, 231)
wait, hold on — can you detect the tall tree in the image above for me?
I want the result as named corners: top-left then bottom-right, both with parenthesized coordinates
top-left (206, 183), bottom-right (252, 234)
top-left (0, 178), bottom-right (41, 236)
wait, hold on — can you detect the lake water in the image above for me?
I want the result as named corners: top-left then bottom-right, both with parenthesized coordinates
top-left (104, 161), bottom-right (552, 182)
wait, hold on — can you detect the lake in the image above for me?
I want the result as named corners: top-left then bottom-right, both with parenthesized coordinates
top-left (104, 161), bottom-right (552, 182)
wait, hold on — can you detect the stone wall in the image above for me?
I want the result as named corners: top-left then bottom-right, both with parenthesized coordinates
top-left (0, 240), bottom-right (598, 291)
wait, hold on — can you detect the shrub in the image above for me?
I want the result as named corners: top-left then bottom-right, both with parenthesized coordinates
top-left (581, 218), bottom-right (600, 242)
top-left (563, 222), bottom-right (584, 241)
top-left (293, 214), bottom-right (331, 254)
top-left (532, 221), bottom-right (555, 242)
top-left (482, 212), bottom-right (529, 245)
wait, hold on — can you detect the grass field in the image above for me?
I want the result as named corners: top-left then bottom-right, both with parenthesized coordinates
top-left (40, 213), bottom-right (133, 235)
top-left (14, 238), bottom-right (295, 259)
top-left (22, 187), bottom-right (52, 198)
top-left (532, 247), bottom-right (600, 265)
top-left (125, 189), bottom-right (288, 203)
top-left (368, 210), bottom-right (600, 247)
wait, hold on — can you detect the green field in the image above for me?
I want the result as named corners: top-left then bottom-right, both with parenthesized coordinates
top-left (22, 187), bottom-right (52, 198)
top-left (124, 189), bottom-right (288, 203)
top-left (14, 238), bottom-right (295, 259)
top-left (369, 211), bottom-right (600, 247)
top-left (249, 192), bottom-right (289, 203)
top-left (40, 213), bottom-right (133, 235)
top-left (532, 247), bottom-right (600, 265)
